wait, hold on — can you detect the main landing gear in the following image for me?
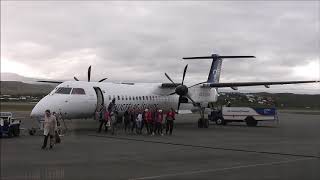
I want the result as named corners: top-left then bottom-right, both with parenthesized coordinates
top-left (197, 107), bottom-right (209, 128)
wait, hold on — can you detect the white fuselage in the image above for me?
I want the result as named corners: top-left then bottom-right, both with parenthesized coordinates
top-left (30, 81), bottom-right (218, 119)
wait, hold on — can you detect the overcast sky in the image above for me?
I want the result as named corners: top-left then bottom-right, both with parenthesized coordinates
top-left (1, 1), bottom-right (319, 94)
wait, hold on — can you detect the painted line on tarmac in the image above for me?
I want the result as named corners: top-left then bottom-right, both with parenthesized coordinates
top-left (130, 157), bottom-right (316, 180)
top-left (88, 134), bottom-right (320, 159)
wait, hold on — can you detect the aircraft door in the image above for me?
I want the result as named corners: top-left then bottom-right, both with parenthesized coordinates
top-left (93, 87), bottom-right (104, 111)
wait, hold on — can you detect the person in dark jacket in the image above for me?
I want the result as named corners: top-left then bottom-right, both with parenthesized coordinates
top-left (166, 108), bottom-right (176, 135)
top-left (97, 105), bottom-right (106, 133)
top-left (130, 108), bottom-right (137, 134)
top-left (124, 108), bottom-right (131, 133)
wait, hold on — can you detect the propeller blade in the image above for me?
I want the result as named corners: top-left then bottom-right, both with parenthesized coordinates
top-left (186, 94), bottom-right (197, 106)
top-left (169, 92), bottom-right (176, 95)
top-left (188, 81), bottom-right (207, 88)
top-left (98, 78), bottom-right (108, 82)
top-left (182, 64), bottom-right (188, 85)
top-left (74, 77), bottom-right (79, 81)
top-left (177, 100), bottom-right (181, 113)
top-left (165, 73), bottom-right (177, 86)
top-left (37, 80), bottom-right (63, 84)
top-left (88, 65), bottom-right (91, 82)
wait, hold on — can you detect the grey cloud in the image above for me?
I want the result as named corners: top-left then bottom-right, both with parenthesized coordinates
top-left (1, 1), bottom-right (319, 93)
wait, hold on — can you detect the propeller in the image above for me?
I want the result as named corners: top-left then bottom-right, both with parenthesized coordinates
top-left (88, 65), bottom-right (91, 82)
top-left (164, 64), bottom-right (201, 112)
top-left (73, 65), bottom-right (108, 82)
top-left (38, 65), bottom-right (108, 84)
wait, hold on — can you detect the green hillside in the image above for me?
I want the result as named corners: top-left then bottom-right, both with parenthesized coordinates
top-left (215, 92), bottom-right (320, 110)
top-left (0, 81), bottom-right (55, 96)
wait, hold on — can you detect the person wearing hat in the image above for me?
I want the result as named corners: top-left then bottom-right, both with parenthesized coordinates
top-left (143, 108), bottom-right (152, 134)
top-left (155, 109), bottom-right (164, 136)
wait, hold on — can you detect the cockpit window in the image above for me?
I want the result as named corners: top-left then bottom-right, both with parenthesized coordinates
top-left (71, 88), bottom-right (86, 95)
top-left (55, 87), bottom-right (72, 94)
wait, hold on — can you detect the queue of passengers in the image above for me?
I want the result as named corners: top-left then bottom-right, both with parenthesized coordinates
top-left (96, 104), bottom-right (176, 136)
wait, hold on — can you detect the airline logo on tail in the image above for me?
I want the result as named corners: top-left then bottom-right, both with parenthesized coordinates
top-left (207, 57), bottom-right (223, 83)
top-left (183, 54), bottom-right (255, 84)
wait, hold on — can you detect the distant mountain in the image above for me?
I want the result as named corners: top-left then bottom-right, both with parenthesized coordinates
top-left (1, 81), bottom-right (55, 96)
top-left (1, 72), bottom-right (38, 83)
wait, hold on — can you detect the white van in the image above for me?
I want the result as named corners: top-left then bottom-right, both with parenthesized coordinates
top-left (209, 107), bottom-right (278, 126)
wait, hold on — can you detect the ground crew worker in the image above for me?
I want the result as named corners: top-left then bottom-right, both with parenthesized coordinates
top-left (166, 108), bottom-right (176, 135)
top-left (42, 109), bottom-right (57, 149)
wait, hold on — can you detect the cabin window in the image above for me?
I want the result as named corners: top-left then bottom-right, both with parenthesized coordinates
top-left (109, 95), bottom-right (111, 100)
top-left (122, 95), bottom-right (124, 100)
top-left (139, 96), bottom-right (142, 101)
top-left (133, 96), bottom-right (135, 100)
top-left (71, 88), bottom-right (86, 95)
top-left (55, 87), bottom-right (72, 94)
top-left (117, 95), bottom-right (120, 101)
top-left (146, 96), bottom-right (148, 100)
top-left (142, 96), bottom-right (145, 100)
top-left (129, 96), bottom-right (131, 100)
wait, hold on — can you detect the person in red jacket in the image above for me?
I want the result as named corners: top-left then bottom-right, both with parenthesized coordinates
top-left (143, 109), bottom-right (152, 134)
top-left (155, 109), bottom-right (164, 135)
top-left (166, 108), bottom-right (176, 135)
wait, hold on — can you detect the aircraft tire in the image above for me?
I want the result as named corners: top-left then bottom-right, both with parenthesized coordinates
top-left (29, 129), bottom-right (36, 136)
top-left (198, 119), bottom-right (203, 128)
top-left (216, 118), bottom-right (225, 125)
top-left (8, 128), bottom-right (13, 138)
top-left (13, 125), bottom-right (20, 137)
top-left (203, 119), bottom-right (209, 128)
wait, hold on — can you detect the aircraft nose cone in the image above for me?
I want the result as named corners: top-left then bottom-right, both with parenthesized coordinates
top-left (30, 96), bottom-right (48, 118)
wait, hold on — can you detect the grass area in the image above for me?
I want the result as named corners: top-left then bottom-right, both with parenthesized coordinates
top-left (0, 102), bottom-right (36, 112)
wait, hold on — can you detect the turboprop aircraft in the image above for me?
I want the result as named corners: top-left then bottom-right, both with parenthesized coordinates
top-left (30, 53), bottom-right (319, 127)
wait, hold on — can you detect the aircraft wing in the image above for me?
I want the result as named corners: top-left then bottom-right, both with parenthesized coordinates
top-left (202, 80), bottom-right (319, 88)
top-left (161, 83), bottom-right (181, 88)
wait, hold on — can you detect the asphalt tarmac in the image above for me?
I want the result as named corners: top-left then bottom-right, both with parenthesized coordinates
top-left (1, 112), bottom-right (320, 180)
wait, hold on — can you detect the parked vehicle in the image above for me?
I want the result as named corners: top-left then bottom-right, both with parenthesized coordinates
top-left (208, 107), bottom-right (278, 126)
top-left (0, 112), bottom-right (21, 137)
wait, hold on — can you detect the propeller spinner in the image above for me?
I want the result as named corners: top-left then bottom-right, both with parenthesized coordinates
top-left (164, 64), bottom-right (200, 112)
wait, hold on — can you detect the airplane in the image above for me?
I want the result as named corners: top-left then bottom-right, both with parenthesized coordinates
top-left (30, 53), bottom-right (319, 127)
